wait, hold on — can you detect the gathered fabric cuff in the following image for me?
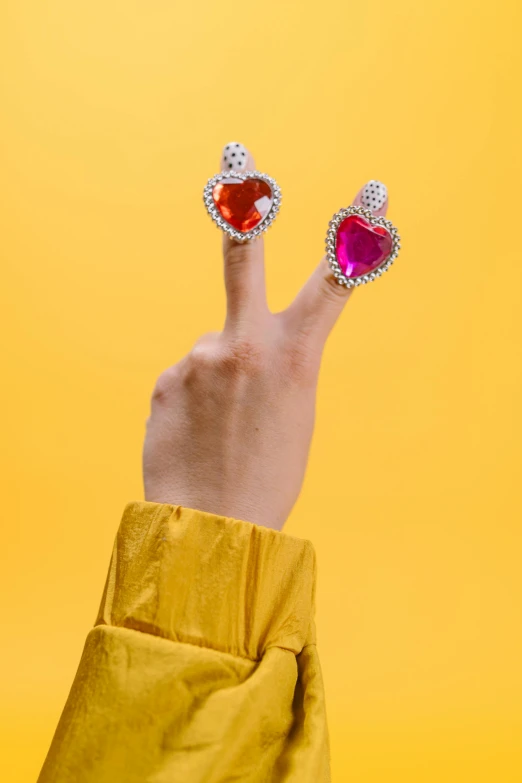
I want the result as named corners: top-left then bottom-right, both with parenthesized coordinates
top-left (96, 501), bottom-right (317, 661)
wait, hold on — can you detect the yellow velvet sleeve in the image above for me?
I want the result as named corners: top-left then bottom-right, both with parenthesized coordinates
top-left (38, 502), bottom-right (331, 782)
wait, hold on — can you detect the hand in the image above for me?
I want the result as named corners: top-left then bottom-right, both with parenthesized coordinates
top-left (143, 143), bottom-right (388, 530)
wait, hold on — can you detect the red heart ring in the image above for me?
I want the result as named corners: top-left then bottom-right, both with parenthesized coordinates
top-left (204, 170), bottom-right (281, 242)
top-left (326, 206), bottom-right (401, 287)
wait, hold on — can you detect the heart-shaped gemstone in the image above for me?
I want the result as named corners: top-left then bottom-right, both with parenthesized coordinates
top-left (212, 177), bottom-right (273, 232)
top-left (336, 215), bottom-right (393, 278)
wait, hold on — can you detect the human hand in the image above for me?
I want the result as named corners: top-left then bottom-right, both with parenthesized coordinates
top-left (142, 143), bottom-right (388, 530)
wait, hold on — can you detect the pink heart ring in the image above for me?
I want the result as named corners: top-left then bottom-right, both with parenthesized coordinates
top-left (326, 205), bottom-right (401, 287)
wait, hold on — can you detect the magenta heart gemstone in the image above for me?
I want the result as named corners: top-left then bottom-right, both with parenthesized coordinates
top-left (336, 215), bottom-right (393, 278)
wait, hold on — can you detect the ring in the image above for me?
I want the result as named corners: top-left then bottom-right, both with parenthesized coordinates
top-left (326, 205), bottom-right (401, 287)
top-left (203, 170), bottom-right (282, 243)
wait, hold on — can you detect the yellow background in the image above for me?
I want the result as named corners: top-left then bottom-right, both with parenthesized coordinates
top-left (1, 1), bottom-right (521, 780)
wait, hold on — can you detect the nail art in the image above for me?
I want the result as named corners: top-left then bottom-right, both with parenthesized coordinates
top-left (361, 180), bottom-right (388, 212)
top-left (222, 141), bottom-right (248, 171)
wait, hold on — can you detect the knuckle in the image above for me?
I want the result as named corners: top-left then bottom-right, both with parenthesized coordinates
top-left (187, 334), bottom-right (221, 372)
top-left (182, 333), bottom-right (227, 385)
top-left (189, 343), bottom-right (214, 368)
top-left (224, 240), bottom-right (251, 270)
top-left (320, 270), bottom-right (351, 302)
top-left (151, 366), bottom-right (180, 405)
top-left (220, 337), bottom-right (266, 376)
top-left (157, 334), bottom-right (266, 396)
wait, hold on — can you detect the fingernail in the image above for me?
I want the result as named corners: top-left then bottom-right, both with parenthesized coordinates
top-left (361, 179), bottom-right (388, 212)
top-left (222, 141), bottom-right (248, 171)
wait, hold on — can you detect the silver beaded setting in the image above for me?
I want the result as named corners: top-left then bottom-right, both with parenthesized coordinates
top-left (326, 205), bottom-right (401, 287)
top-left (203, 170), bottom-right (282, 243)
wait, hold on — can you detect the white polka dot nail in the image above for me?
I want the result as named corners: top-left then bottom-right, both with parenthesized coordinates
top-left (361, 180), bottom-right (388, 212)
top-left (222, 142), bottom-right (248, 171)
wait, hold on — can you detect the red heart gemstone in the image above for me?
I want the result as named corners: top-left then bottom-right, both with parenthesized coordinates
top-left (212, 177), bottom-right (273, 232)
top-left (336, 215), bottom-right (393, 277)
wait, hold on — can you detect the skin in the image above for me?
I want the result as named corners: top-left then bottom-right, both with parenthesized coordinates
top-left (143, 146), bottom-right (388, 531)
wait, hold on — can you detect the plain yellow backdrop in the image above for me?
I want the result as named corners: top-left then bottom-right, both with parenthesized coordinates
top-left (1, 1), bottom-right (521, 780)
